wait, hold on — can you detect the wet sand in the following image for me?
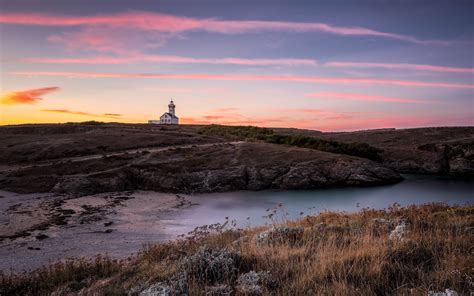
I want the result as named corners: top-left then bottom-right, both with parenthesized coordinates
top-left (0, 190), bottom-right (195, 273)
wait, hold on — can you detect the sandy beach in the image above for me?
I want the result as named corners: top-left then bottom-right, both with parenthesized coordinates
top-left (0, 190), bottom-right (195, 272)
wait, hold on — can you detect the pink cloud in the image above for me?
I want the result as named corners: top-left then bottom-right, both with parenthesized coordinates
top-left (41, 109), bottom-right (123, 119)
top-left (315, 114), bottom-right (474, 132)
top-left (1, 86), bottom-right (60, 105)
top-left (202, 115), bottom-right (228, 120)
top-left (326, 61), bottom-right (474, 74)
top-left (181, 108), bottom-right (291, 127)
top-left (184, 111), bottom-right (472, 132)
top-left (179, 112), bottom-right (448, 132)
top-left (306, 92), bottom-right (433, 104)
top-left (0, 11), bottom-right (457, 45)
top-left (185, 108), bottom-right (371, 130)
top-left (12, 71), bottom-right (474, 89)
top-left (47, 27), bottom-right (173, 54)
top-left (22, 55), bottom-right (317, 66)
top-left (272, 108), bottom-right (370, 121)
top-left (22, 56), bottom-right (133, 64)
top-left (144, 56), bottom-right (316, 66)
top-left (181, 116), bottom-right (288, 127)
top-left (213, 108), bottom-right (240, 112)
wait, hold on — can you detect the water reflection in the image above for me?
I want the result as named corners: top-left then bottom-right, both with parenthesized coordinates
top-left (167, 176), bottom-right (473, 235)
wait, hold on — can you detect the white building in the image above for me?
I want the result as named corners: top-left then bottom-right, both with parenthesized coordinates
top-left (148, 99), bottom-right (179, 125)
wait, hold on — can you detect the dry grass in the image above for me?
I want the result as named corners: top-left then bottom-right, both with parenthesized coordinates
top-left (1, 203), bottom-right (472, 295)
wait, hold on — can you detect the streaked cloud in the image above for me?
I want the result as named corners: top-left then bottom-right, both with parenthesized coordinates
top-left (326, 61), bottom-right (474, 74)
top-left (306, 92), bottom-right (433, 104)
top-left (47, 27), bottom-right (173, 54)
top-left (0, 11), bottom-right (457, 45)
top-left (316, 114), bottom-right (474, 132)
top-left (12, 71), bottom-right (474, 89)
top-left (181, 116), bottom-right (288, 126)
top-left (1, 87), bottom-right (60, 105)
top-left (41, 109), bottom-right (123, 119)
top-left (213, 108), bottom-right (240, 112)
top-left (22, 55), bottom-right (317, 66)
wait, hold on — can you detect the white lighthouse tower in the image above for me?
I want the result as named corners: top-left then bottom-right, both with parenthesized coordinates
top-left (168, 99), bottom-right (176, 117)
top-left (148, 99), bottom-right (179, 125)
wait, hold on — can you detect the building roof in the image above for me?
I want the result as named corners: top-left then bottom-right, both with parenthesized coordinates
top-left (160, 112), bottom-right (179, 119)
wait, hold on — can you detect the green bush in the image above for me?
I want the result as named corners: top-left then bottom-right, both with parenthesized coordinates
top-left (265, 134), bottom-right (382, 161)
top-left (199, 125), bottom-right (382, 161)
top-left (198, 125), bottom-right (273, 140)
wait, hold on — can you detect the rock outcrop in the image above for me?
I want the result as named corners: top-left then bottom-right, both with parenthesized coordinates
top-left (1, 142), bottom-right (402, 196)
top-left (383, 141), bottom-right (474, 175)
top-left (320, 127), bottom-right (474, 176)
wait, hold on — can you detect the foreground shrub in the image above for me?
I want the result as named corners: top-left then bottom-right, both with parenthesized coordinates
top-left (179, 246), bottom-right (242, 285)
top-left (1, 204), bottom-right (472, 295)
top-left (254, 226), bottom-right (304, 246)
top-left (236, 270), bottom-right (273, 295)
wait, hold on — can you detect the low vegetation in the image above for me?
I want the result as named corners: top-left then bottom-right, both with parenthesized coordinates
top-left (199, 125), bottom-right (382, 160)
top-left (1, 203), bottom-right (472, 295)
top-left (198, 124), bottom-right (274, 141)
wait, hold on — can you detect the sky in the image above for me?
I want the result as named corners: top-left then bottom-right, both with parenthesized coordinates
top-left (0, 0), bottom-right (473, 131)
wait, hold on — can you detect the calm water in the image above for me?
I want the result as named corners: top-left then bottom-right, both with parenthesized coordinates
top-left (166, 175), bottom-right (473, 235)
top-left (1, 175), bottom-right (472, 272)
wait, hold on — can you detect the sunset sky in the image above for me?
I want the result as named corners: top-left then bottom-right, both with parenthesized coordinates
top-left (0, 0), bottom-right (473, 131)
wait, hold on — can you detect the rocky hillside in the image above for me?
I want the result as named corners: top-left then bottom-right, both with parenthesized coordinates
top-left (0, 123), bottom-right (221, 165)
top-left (0, 142), bottom-right (401, 196)
top-left (318, 127), bottom-right (474, 176)
top-left (1, 123), bottom-right (472, 196)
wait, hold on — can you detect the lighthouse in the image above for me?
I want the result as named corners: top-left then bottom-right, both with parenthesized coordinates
top-left (148, 99), bottom-right (179, 125)
top-left (168, 99), bottom-right (176, 116)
